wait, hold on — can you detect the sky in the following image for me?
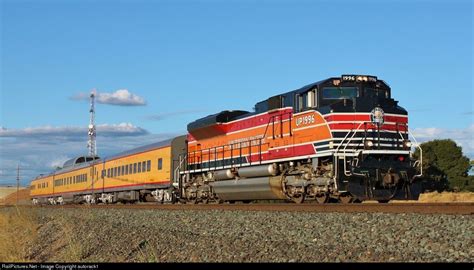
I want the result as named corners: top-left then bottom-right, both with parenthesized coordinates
top-left (0, 0), bottom-right (472, 185)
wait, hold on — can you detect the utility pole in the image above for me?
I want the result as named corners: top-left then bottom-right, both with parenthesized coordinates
top-left (88, 91), bottom-right (97, 203)
top-left (16, 164), bottom-right (20, 205)
top-left (88, 91), bottom-right (97, 157)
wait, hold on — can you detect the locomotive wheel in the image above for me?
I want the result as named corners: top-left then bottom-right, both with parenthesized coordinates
top-left (291, 194), bottom-right (305, 204)
top-left (210, 198), bottom-right (224, 204)
top-left (187, 198), bottom-right (198, 204)
top-left (315, 194), bottom-right (329, 204)
top-left (339, 194), bottom-right (353, 204)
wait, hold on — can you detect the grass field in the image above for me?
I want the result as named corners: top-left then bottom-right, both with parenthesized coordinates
top-left (0, 207), bottom-right (37, 262)
top-left (0, 187), bottom-right (29, 205)
top-left (418, 191), bottom-right (474, 202)
top-left (0, 187), bottom-right (23, 200)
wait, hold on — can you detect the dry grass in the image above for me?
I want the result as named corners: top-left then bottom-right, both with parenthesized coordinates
top-left (0, 187), bottom-right (21, 199)
top-left (2, 188), bottom-right (31, 206)
top-left (418, 191), bottom-right (474, 203)
top-left (0, 187), bottom-right (24, 205)
top-left (0, 207), bottom-right (92, 262)
top-left (136, 241), bottom-right (160, 262)
top-left (0, 207), bottom-right (38, 262)
top-left (382, 191), bottom-right (474, 203)
top-left (54, 213), bottom-right (88, 262)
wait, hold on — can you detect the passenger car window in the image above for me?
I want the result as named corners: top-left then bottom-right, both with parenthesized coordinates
top-left (158, 158), bottom-right (163, 170)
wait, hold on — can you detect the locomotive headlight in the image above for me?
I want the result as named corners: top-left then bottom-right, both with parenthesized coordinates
top-left (404, 140), bottom-right (412, 148)
top-left (365, 140), bottom-right (374, 148)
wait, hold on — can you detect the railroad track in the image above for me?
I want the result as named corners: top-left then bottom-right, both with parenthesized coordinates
top-left (5, 202), bottom-right (473, 214)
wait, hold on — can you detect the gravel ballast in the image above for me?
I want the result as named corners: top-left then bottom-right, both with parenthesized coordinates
top-left (4, 207), bottom-right (472, 262)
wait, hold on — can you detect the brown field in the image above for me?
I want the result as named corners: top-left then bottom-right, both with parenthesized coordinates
top-left (0, 204), bottom-right (472, 263)
top-left (0, 207), bottom-right (37, 262)
top-left (418, 191), bottom-right (474, 203)
top-left (0, 187), bottom-right (23, 200)
top-left (0, 187), bottom-right (30, 205)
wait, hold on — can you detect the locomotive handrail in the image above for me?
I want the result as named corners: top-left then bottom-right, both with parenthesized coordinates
top-left (342, 122), bottom-right (366, 154)
top-left (185, 137), bottom-right (267, 173)
top-left (340, 122), bottom-right (367, 177)
top-left (185, 110), bottom-right (289, 173)
top-left (335, 122), bottom-right (366, 154)
top-left (408, 128), bottom-right (423, 178)
top-left (174, 154), bottom-right (187, 183)
top-left (333, 122), bottom-right (361, 178)
top-left (392, 125), bottom-right (423, 178)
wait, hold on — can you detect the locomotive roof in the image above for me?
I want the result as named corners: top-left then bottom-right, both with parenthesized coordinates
top-left (187, 79), bottom-right (330, 132)
top-left (187, 110), bottom-right (250, 132)
top-left (256, 75), bottom-right (388, 105)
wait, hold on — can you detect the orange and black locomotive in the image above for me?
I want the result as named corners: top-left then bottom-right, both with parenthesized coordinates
top-left (179, 74), bottom-right (422, 204)
top-left (31, 75), bottom-right (422, 204)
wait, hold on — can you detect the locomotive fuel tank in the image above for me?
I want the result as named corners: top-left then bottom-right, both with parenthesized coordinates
top-left (210, 176), bottom-right (286, 201)
top-left (237, 164), bottom-right (279, 178)
top-left (212, 169), bottom-right (236, 181)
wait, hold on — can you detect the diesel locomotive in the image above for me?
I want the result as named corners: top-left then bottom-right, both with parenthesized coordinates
top-left (30, 75), bottom-right (422, 204)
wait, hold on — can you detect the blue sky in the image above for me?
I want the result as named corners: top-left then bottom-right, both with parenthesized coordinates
top-left (0, 0), bottom-right (472, 185)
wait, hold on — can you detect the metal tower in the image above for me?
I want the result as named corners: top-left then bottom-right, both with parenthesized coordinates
top-left (87, 91), bottom-right (97, 157)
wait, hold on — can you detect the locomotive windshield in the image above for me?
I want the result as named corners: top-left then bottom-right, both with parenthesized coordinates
top-left (364, 88), bottom-right (389, 99)
top-left (322, 87), bottom-right (358, 100)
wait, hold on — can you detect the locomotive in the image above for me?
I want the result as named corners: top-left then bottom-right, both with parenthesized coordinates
top-left (30, 75), bottom-right (422, 204)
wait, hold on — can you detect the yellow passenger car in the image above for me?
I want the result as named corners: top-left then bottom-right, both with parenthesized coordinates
top-left (30, 136), bottom-right (186, 205)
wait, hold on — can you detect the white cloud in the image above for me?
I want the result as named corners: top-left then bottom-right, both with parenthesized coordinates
top-left (72, 89), bottom-right (146, 106)
top-left (411, 124), bottom-right (474, 158)
top-left (0, 123), bottom-right (148, 138)
top-left (0, 122), bottom-right (182, 185)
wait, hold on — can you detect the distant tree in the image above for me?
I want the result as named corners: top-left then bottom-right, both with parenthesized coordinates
top-left (413, 139), bottom-right (473, 192)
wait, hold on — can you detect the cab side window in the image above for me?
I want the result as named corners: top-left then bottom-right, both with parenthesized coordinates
top-left (295, 89), bottom-right (317, 112)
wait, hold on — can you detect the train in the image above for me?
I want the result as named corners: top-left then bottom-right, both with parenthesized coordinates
top-left (30, 75), bottom-right (423, 205)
